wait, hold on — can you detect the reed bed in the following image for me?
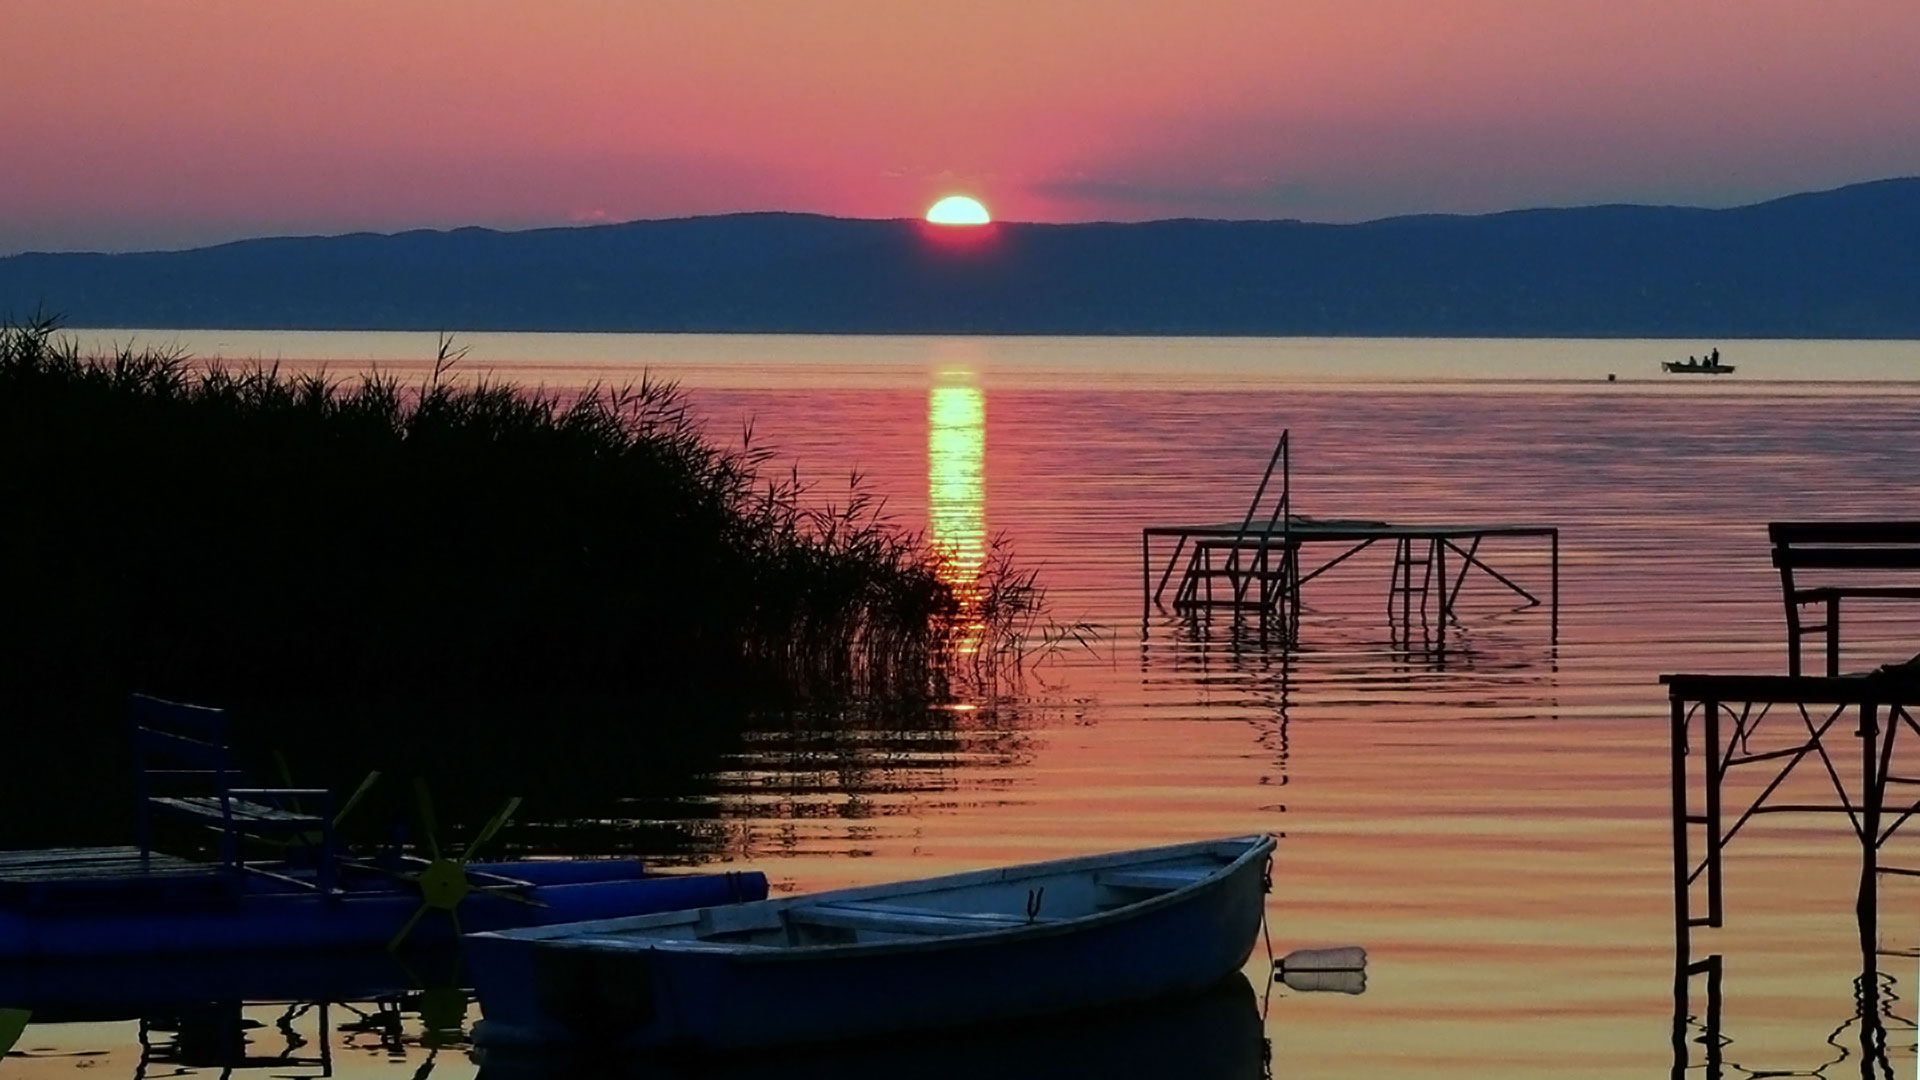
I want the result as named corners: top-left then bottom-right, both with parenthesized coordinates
top-left (0, 319), bottom-right (1055, 837)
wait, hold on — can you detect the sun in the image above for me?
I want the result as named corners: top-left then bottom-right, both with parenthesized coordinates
top-left (925, 195), bottom-right (991, 226)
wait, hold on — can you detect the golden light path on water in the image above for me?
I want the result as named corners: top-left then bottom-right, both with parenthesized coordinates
top-left (927, 373), bottom-right (986, 582)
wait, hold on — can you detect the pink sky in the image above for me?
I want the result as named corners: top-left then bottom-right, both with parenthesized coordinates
top-left (5, 0), bottom-right (1919, 253)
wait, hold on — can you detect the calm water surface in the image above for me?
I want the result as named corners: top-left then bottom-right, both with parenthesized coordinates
top-left (13, 334), bottom-right (1920, 1078)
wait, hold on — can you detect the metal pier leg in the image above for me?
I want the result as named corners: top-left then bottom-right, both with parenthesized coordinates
top-left (1704, 954), bottom-right (1722, 1080)
top-left (1673, 696), bottom-right (1692, 965)
top-left (1435, 538), bottom-right (1449, 658)
top-left (1859, 701), bottom-right (1882, 959)
top-left (1671, 952), bottom-right (1724, 1080)
top-left (1550, 529), bottom-right (1560, 647)
top-left (1141, 532), bottom-right (1151, 619)
top-left (1706, 699), bottom-right (1722, 930)
top-left (1423, 539), bottom-right (1437, 617)
top-left (1827, 596), bottom-right (1842, 678)
top-left (1288, 545), bottom-right (1301, 643)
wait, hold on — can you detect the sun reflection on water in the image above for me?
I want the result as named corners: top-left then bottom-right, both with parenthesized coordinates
top-left (929, 368), bottom-right (987, 653)
top-left (928, 375), bottom-right (986, 581)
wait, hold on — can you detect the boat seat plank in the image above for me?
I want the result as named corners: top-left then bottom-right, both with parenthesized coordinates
top-left (568, 935), bottom-right (776, 953)
top-left (788, 903), bottom-right (1033, 936)
top-left (1095, 866), bottom-right (1213, 892)
top-left (698, 903), bottom-right (786, 937)
top-left (828, 900), bottom-right (1030, 923)
top-left (150, 795), bottom-right (327, 828)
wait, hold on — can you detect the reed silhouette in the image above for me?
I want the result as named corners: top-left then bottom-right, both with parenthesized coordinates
top-left (0, 318), bottom-right (1048, 846)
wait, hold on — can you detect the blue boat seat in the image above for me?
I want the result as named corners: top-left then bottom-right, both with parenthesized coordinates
top-left (1094, 866), bottom-right (1212, 893)
top-left (697, 902), bottom-right (786, 937)
top-left (787, 902), bottom-right (1033, 936)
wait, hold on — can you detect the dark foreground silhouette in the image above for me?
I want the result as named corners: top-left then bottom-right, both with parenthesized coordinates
top-left (0, 322), bottom-right (1032, 849)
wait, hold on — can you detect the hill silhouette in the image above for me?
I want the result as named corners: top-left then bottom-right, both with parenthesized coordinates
top-left (4, 178), bottom-right (1917, 337)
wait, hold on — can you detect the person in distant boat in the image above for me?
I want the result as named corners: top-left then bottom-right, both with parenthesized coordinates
top-left (1709, 348), bottom-right (1720, 365)
top-left (1688, 356), bottom-right (1698, 367)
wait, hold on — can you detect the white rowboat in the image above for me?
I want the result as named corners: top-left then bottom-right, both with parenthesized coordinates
top-left (468, 835), bottom-right (1277, 1052)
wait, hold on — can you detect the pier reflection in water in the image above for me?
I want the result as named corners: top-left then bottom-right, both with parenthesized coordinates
top-left (474, 972), bottom-right (1268, 1080)
top-left (0, 948), bottom-right (469, 1077)
top-left (1674, 951), bottom-right (1919, 1079)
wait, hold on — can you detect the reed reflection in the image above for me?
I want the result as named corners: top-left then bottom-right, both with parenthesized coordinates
top-left (700, 703), bottom-right (1044, 860)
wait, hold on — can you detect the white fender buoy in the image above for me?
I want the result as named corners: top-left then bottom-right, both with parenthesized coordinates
top-left (1276, 945), bottom-right (1366, 972)
top-left (1279, 968), bottom-right (1366, 995)
top-left (1274, 945), bottom-right (1368, 994)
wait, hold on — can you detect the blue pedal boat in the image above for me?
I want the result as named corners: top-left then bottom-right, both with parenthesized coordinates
top-left (0, 694), bottom-right (768, 960)
top-left (467, 835), bottom-right (1275, 1052)
top-left (0, 847), bottom-right (767, 960)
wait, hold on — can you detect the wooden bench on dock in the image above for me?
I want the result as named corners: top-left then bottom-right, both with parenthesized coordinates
top-left (1771, 522), bottom-right (1920, 677)
top-left (130, 693), bottom-right (339, 892)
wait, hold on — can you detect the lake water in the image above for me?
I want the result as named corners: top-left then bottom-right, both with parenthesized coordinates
top-left (11, 333), bottom-right (1920, 1078)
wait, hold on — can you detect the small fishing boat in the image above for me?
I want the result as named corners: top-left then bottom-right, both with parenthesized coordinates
top-left (0, 849), bottom-right (767, 960)
top-left (467, 835), bottom-right (1276, 1052)
top-left (1662, 356), bottom-right (1735, 374)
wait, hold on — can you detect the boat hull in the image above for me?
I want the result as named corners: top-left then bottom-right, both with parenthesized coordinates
top-left (0, 867), bottom-right (766, 960)
top-left (470, 836), bottom-right (1274, 1052)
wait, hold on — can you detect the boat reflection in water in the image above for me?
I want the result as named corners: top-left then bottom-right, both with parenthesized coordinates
top-left (476, 971), bottom-right (1266, 1080)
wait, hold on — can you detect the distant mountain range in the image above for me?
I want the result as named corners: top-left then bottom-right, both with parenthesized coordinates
top-left (4, 178), bottom-right (1917, 337)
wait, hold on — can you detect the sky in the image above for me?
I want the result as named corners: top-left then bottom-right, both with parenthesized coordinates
top-left (5, 0), bottom-right (1920, 254)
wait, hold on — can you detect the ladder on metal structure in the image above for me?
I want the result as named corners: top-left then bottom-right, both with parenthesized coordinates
top-left (1387, 538), bottom-right (1435, 624)
top-left (1163, 431), bottom-right (1300, 633)
top-left (1225, 429), bottom-right (1294, 613)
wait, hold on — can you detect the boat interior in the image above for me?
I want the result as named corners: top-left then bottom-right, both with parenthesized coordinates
top-left (525, 838), bottom-right (1264, 951)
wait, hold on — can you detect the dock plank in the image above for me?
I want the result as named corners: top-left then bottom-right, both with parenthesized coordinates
top-left (0, 846), bottom-right (217, 884)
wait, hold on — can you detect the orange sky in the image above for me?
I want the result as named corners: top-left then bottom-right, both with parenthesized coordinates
top-left (5, 0), bottom-right (1919, 252)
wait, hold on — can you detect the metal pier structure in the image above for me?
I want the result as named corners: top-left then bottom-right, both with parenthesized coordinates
top-left (1664, 522), bottom-right (1920, 1076)
top-left (1140, 432), bottom-right (1559, 649)
top-left (1666, 669), bottom-right (1920, 1077)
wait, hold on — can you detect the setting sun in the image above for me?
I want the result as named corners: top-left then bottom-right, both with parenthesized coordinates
top-left (925, 195), bottom-right (991, 225)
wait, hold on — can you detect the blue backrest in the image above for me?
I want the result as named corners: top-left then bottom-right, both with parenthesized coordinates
top-left (128, 693), bottom-right (241, 794)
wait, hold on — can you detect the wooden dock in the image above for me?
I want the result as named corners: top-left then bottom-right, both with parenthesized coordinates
top-left (1139, 434), bottom-right (1559, 647)
top-left (0, 845), bottom-right (227, 902)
